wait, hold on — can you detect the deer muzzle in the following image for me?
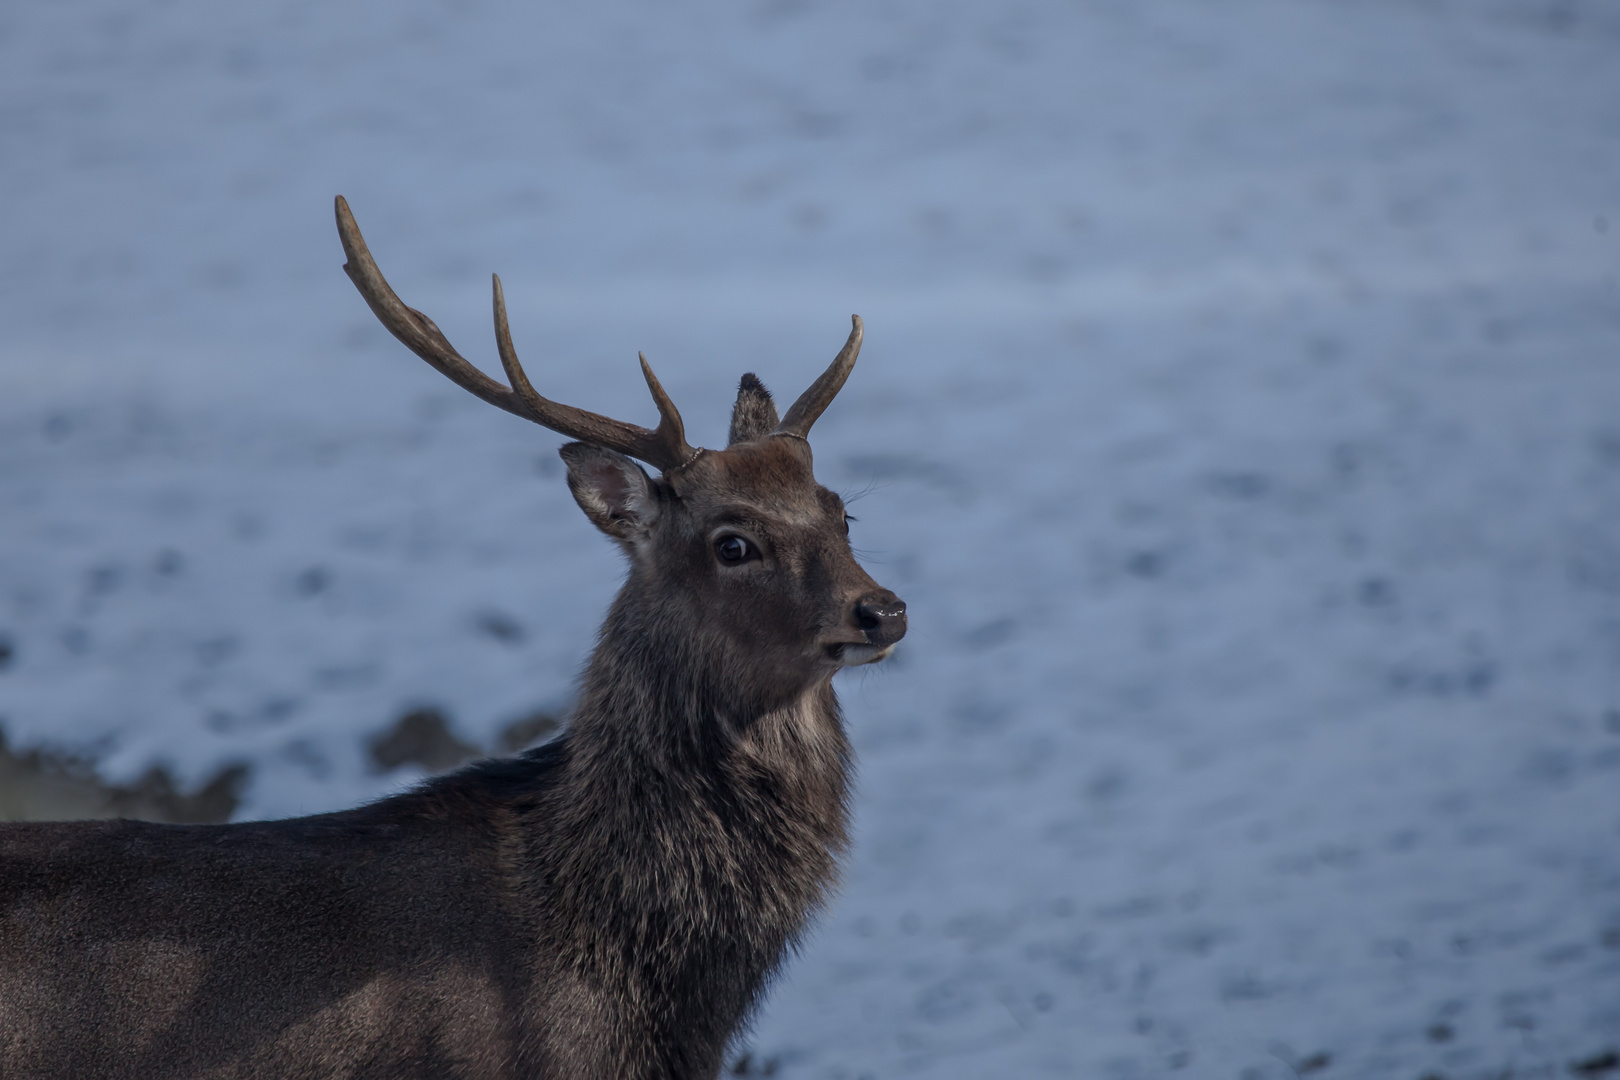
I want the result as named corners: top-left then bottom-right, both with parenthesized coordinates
top-left (829, 591), bottom-right (903, 667)
top-left (855, 592), bottom-right (907, 646)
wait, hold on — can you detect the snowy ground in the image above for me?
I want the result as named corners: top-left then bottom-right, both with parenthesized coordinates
top-left (3, 0), bottom-right (1619, 1075)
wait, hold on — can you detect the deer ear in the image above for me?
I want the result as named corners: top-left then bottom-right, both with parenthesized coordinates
top-left (559, 443), bottom-right (659, 540)
top-left (727, 373), bottom-right (780, 446)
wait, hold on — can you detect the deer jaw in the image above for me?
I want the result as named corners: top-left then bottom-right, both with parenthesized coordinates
top-left (833, 643), bottom-right (897, 667)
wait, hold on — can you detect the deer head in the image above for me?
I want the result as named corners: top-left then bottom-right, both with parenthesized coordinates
top-left (335, 197), bottom-right (906, 717)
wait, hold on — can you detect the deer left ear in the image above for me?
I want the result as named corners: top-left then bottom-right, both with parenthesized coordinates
top-left (560, 443), bottom-right (659, 541)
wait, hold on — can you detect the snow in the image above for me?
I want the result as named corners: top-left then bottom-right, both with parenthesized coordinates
top-left (2, 0), bottom-right (1618, 1074)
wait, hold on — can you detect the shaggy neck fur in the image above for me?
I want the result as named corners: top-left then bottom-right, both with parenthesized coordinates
top-left (527, 585), bottom-right (853, 1075)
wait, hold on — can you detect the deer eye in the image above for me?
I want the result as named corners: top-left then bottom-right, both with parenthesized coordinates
top-left (714, 535), bottom-right (754, 566)
top-left (843, 513), bottom-right (855, 536)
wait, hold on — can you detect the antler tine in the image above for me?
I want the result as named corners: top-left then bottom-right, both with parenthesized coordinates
top-left (774, 315), bottom-right (863, 440)
top-left (637, 352), bottom-right (695, 467)
top-left (338, 196), bottom-right (696, 472)
top-left (336, 196), bottom-right (527, 421)
top-left (491, 274), bottom-right (695, 469)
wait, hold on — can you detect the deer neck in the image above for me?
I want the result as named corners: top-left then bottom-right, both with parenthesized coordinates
top-left (569, 607), bottom-right (853, 815)
top-left (554, 594), bottom-right (854, 921)
top-left (519, 600), bottom-right (852, 1047)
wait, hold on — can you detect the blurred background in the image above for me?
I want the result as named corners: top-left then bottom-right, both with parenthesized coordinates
top-left (2, 0), bottom-right (1617, 1075)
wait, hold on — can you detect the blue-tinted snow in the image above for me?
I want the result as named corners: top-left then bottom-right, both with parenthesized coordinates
top-left (2, 1), bottom-right (1618, 1075)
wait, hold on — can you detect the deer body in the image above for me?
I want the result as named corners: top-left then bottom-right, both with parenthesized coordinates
top-left (0, 200), bottom-right (905, 1080)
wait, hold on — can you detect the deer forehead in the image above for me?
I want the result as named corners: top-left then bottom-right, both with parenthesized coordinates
top-left (670, 440), bottom-right (842, 529)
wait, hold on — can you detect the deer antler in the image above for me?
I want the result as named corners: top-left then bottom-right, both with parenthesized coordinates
top-left (774, 315), bottom-right (862, 440)
top-left (335, 195), bottom-right (698, 472)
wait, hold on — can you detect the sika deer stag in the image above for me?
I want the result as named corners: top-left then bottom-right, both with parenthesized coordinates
top-left (0, 196), bottom-right (906, 1080)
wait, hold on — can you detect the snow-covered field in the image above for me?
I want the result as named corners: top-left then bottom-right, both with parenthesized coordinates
top-left (2, 0), bottom-right (1618, 1075)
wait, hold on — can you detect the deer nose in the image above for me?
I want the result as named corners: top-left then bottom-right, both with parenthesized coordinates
top-left (854, 592), bottom-right (907, 647)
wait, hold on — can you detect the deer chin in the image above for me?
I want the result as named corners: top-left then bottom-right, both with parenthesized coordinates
top-left (828, 642), bottom-right (895, 667)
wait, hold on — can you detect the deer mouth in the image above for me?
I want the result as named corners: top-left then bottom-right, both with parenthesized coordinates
top-left (825, 642), bottom-right (896, 667)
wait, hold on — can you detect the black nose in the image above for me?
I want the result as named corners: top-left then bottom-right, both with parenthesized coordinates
top-left (854, 592), bottom-right (908, 647)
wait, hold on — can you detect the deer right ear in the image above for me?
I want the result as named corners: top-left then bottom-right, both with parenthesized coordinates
top-left (727, 373), bottom-right (779, 446)
top-left (559, 443), bottom-right (659, 541)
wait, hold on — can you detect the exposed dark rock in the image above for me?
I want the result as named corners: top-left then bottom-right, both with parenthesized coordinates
top-left (367, 707), bottom-right (479, 773)
top-left (498, 710), bottom-right (564, 752)
top-left (1572, 1050), bottom-right (1620, 1076)
top-left (0, 727), bottom-right (245, 823)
